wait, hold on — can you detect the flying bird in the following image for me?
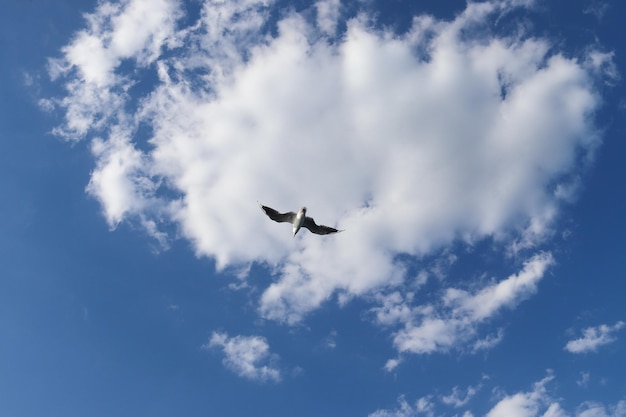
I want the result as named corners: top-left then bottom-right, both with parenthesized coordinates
top-left (259, 204), bottom-right (343, 236)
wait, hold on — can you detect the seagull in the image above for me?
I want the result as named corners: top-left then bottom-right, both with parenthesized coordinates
top-left (259, 204), bottom-right (343, 236)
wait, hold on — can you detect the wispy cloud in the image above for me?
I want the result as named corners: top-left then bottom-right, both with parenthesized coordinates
top-left (486, 373), bottom-right (565, 417)
top-left (315, 0), bottom-right (341, 36)
top-left (204, 332), bottom-right (281, 383)
top-left (577, 372), bottom-right (591, 388)
top-left (471, 329), bottom-right (505, 353)
top-left (369, 395), bottom-right (436, 417)
top-left (441, 383), bottom-right (482, 408)
top-left (321, 329), bottom-right (338, 350)
top-left (575, 400), bottom-right (626, 417)
top-left (565, 321), bottom-right (625, 354)
top-left (47, 0), bottom-right (182, 140)
top-left (383, 253), bottom-right (553, 361)
top-left (371, 372), bottom-right (626, 417)
top-left (583, 1), bottom-right (610, 21)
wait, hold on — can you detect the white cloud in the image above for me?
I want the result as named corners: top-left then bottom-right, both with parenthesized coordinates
top-left (488, 377), bottom-right (625, 417)
top-left (583, 2), bottom-right (610, 21)
top-left (441, 383), bottom-right (481, 408)
top-left (486, 373), bottom-right (562, 417)
top-left (315, 0), bottom-right (341, 36)
top-left (370, 372), bottom-right (626, 417)
top-left (577, 372), bottom-right (591, 388)
top-left (369, 395), bottom-right (435, 417)
top-left (585, 50), bottom-right (620, 86)
top-left (390, 253), bottom-right (553, 356)
top-left (56, 0), bottom-right (181, 86)
top-left (49, 0), bottom-right (610, 329)
top-left (86, 128), bottom-right (157, 227)
top-left (576, 401), bottom-right (626, 417)
top-left (445, 253), bottom-right (553, 320)
top-left (565, 321), bottom-right (625, 354)
top-left (384, 357), bottom-right (403, 372)
top-left (371, 291), bottom-right (416, 327)
top-left (204, 332), bottom-right (281, 382)
top-left (471, 329), bottom-right (505, 353)
top-left (48, 0), bottom-right (182, 140)
top-left (321, 329), bottom-right (338, 349)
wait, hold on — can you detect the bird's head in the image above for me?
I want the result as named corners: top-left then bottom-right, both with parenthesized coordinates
top-left (300, 206), bottom-right (307, 214)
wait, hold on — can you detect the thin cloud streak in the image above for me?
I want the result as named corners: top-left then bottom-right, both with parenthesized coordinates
top-left (386, 253), bottom-right (553, 360)
top-left (565, 321), bottom-right (625, 354)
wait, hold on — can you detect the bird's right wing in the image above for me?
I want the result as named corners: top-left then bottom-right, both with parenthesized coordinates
top-left (302, 216), bottom-right (343, 235)
top-left (260, 204), bottom-right (296, 223)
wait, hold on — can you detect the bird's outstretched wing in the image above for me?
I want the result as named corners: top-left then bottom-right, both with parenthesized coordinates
top-left (260, 204), bottom-right (296, 224)
top-left (302, 216), bottom-right (342, 235)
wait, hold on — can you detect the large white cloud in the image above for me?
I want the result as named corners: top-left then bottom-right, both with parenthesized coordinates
top-left (48, 0), bottom-right (610, 338)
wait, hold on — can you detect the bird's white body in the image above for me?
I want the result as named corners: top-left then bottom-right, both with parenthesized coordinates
top-left (293, 207), bottom-right (307, 236)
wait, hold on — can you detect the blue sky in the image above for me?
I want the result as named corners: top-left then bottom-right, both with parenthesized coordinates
top-left (1, 0), bottom-right (625, 416)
